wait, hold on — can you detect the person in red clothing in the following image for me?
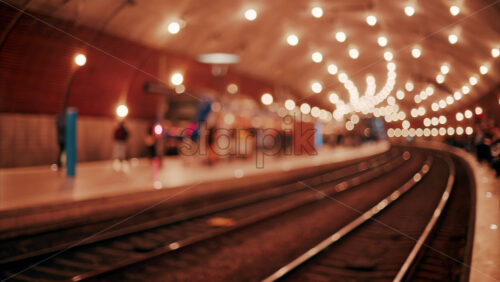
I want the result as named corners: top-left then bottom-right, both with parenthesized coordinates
top-left (113, 122), bottom-right (129, 162)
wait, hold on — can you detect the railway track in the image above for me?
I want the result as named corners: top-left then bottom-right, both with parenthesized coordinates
top-left (1, 147), bottom-right (474, 282)
top-left (1, 148), bottom-right (404, 281)
top-left (263, 152), bottom-right (473, 282)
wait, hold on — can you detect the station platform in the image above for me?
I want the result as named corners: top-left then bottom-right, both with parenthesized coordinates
top-left (413, 141), bottom-right (500, 282)
top-left (0, 142), bottom-right (389, 236)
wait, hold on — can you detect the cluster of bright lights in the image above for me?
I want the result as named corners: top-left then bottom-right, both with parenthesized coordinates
top-left (374, 104), bottom-right (406, 123)
top-left (423, 116), bottom-right (447, 127)
top-left (410, 106), bottom-right (426, 118)
top-left (250, 3), bottom-right (493, 131)
top-left (387, 126), bottom-right (473, 138)
top-left (414, 85), bottom-right (434, 103)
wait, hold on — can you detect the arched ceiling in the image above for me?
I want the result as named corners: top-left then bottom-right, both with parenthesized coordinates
top-left (8, 0), bottom-right (500, 124)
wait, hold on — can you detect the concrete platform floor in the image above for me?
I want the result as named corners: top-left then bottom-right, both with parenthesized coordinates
top-left (0, 142), bottom-right (389, 211)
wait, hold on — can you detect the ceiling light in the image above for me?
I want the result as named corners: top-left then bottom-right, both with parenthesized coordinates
top-left (475, 106), bottom-right (483, 115)
top-left (456, 112), bottom-right (464, 121)
top-left (300, 103), bottom-right (311, 114)
top-left (439, 100), bottom-right (447, 108)
top-left (439, 116), bottom-right (447, 124)
top-left (377, 36), bottom-right (388, 47)
top-left (462, 85), bottom-right (470, 94)
top-left (311, 81), bottom-right (323, 93)
top-left (74, 53), bottom-right (86, 66)
top-left (436, 74), bottom-right (445, 84)
top-left (446, 96), bottom-right (454, 105)
top-left (404, 6), bottom-right (415, 16)
top-left (480, 65), bottom-right (489, 75)
top-left (335, 31), bottom-right (346, 42)
top-left (440, 64), bottom-right (450, 74)
top-left (349, 48), bottom-right (359, 59)
top-left (167, 21), bottom-right (181, 34)
top-left (227, 83), bottom-right (238, 94)
top-left (492, 48), bottom-right (500, 58)
top-left (261, 93), bottom-right (273, 105)
top-left (448, 34), bottom-right (458, 44)
top-left (287, 34), bottom-right (299, 46)
top-left (338, 72), bottom-right (348, 83)
top-left (464, 110), bottom-right (473, 119)
top-left (454, 91), bottom-right (462, 100)
top-left (469, 76), bottom-right (478, 85)
top-left (244, 9), bottom-right (257, 21)
top-left (312, 51), bottom-right (323, 63)
top-left (396, 90), bottom-right (405, 100)
top-left (311, 7), bottom-right (323, 18)
top-left (450, 5), bottom-right (460, 16)
top-left (366, 15), bottom-right (377, 26)
top-left (384, 51), bottom-right (393, 61)
top-left (405, 81), bottom-right (414, 92)
top-left (285, 99), bottom-right (296, 110)
top-left (329, 92), bottom-right (339, 104)
top-left (327, 64), bottom-right (338, 75)
top-left (170, 72), bottom-right (183, 86)
top-left (431, 103), bottom-right (439, 111)
top-left (411, 47), bottom-right (421, 58)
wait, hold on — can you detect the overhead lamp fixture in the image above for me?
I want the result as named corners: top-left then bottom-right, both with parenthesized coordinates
top-left (349, 48), bottom-right (359, 59)
top-left (450, 5), bottom-right (460, 16)
top-left (261, 93), bottom-right (273, 105)
top-left (286, 34), bottom-right (299, 46)
top-left (411, 47), bottom-right (421, 58)
top-left (244, 9), bottom-right (257, 21)
top-left (440, 64), bottom-right (450, 74)
top-left (198, 53), bottom-right (239, 64)
top-left (448, 33), bottom-right (458, 44)
top-left (404, 6), bottom-right (415, 16)
top-left (335, 31), bottom-right (347, 42)
top-left (311, 6), bottom-right (323, 18)
top-left (366, 15), bottom-right (377, 26)
top-left (377, 36), bottom-right (388, 47)
top-left (327, 64), bottom-right (338, 75)
top-left (312, 51), bottom-right (323, 63)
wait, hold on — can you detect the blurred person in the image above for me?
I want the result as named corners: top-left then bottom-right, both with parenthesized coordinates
top-left (144, 125), bottom-right (157, 159)
top-left (55, 113), bottom-right (66, 169)
top-left (476, 133), bottom-right (493, 164)
top-left (113, 122), bottom-right (129, 168)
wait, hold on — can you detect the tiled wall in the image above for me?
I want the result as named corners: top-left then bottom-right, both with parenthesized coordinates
top-left (0, 114), bottom-right (149, 167)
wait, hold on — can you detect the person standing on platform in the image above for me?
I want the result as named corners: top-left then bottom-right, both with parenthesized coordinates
top-left (144, 125), bottom-right (157, 160)
top-left (55, 113), bottom-right (66, 169)
top-left (113, 122), bottom-right (130, 170)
